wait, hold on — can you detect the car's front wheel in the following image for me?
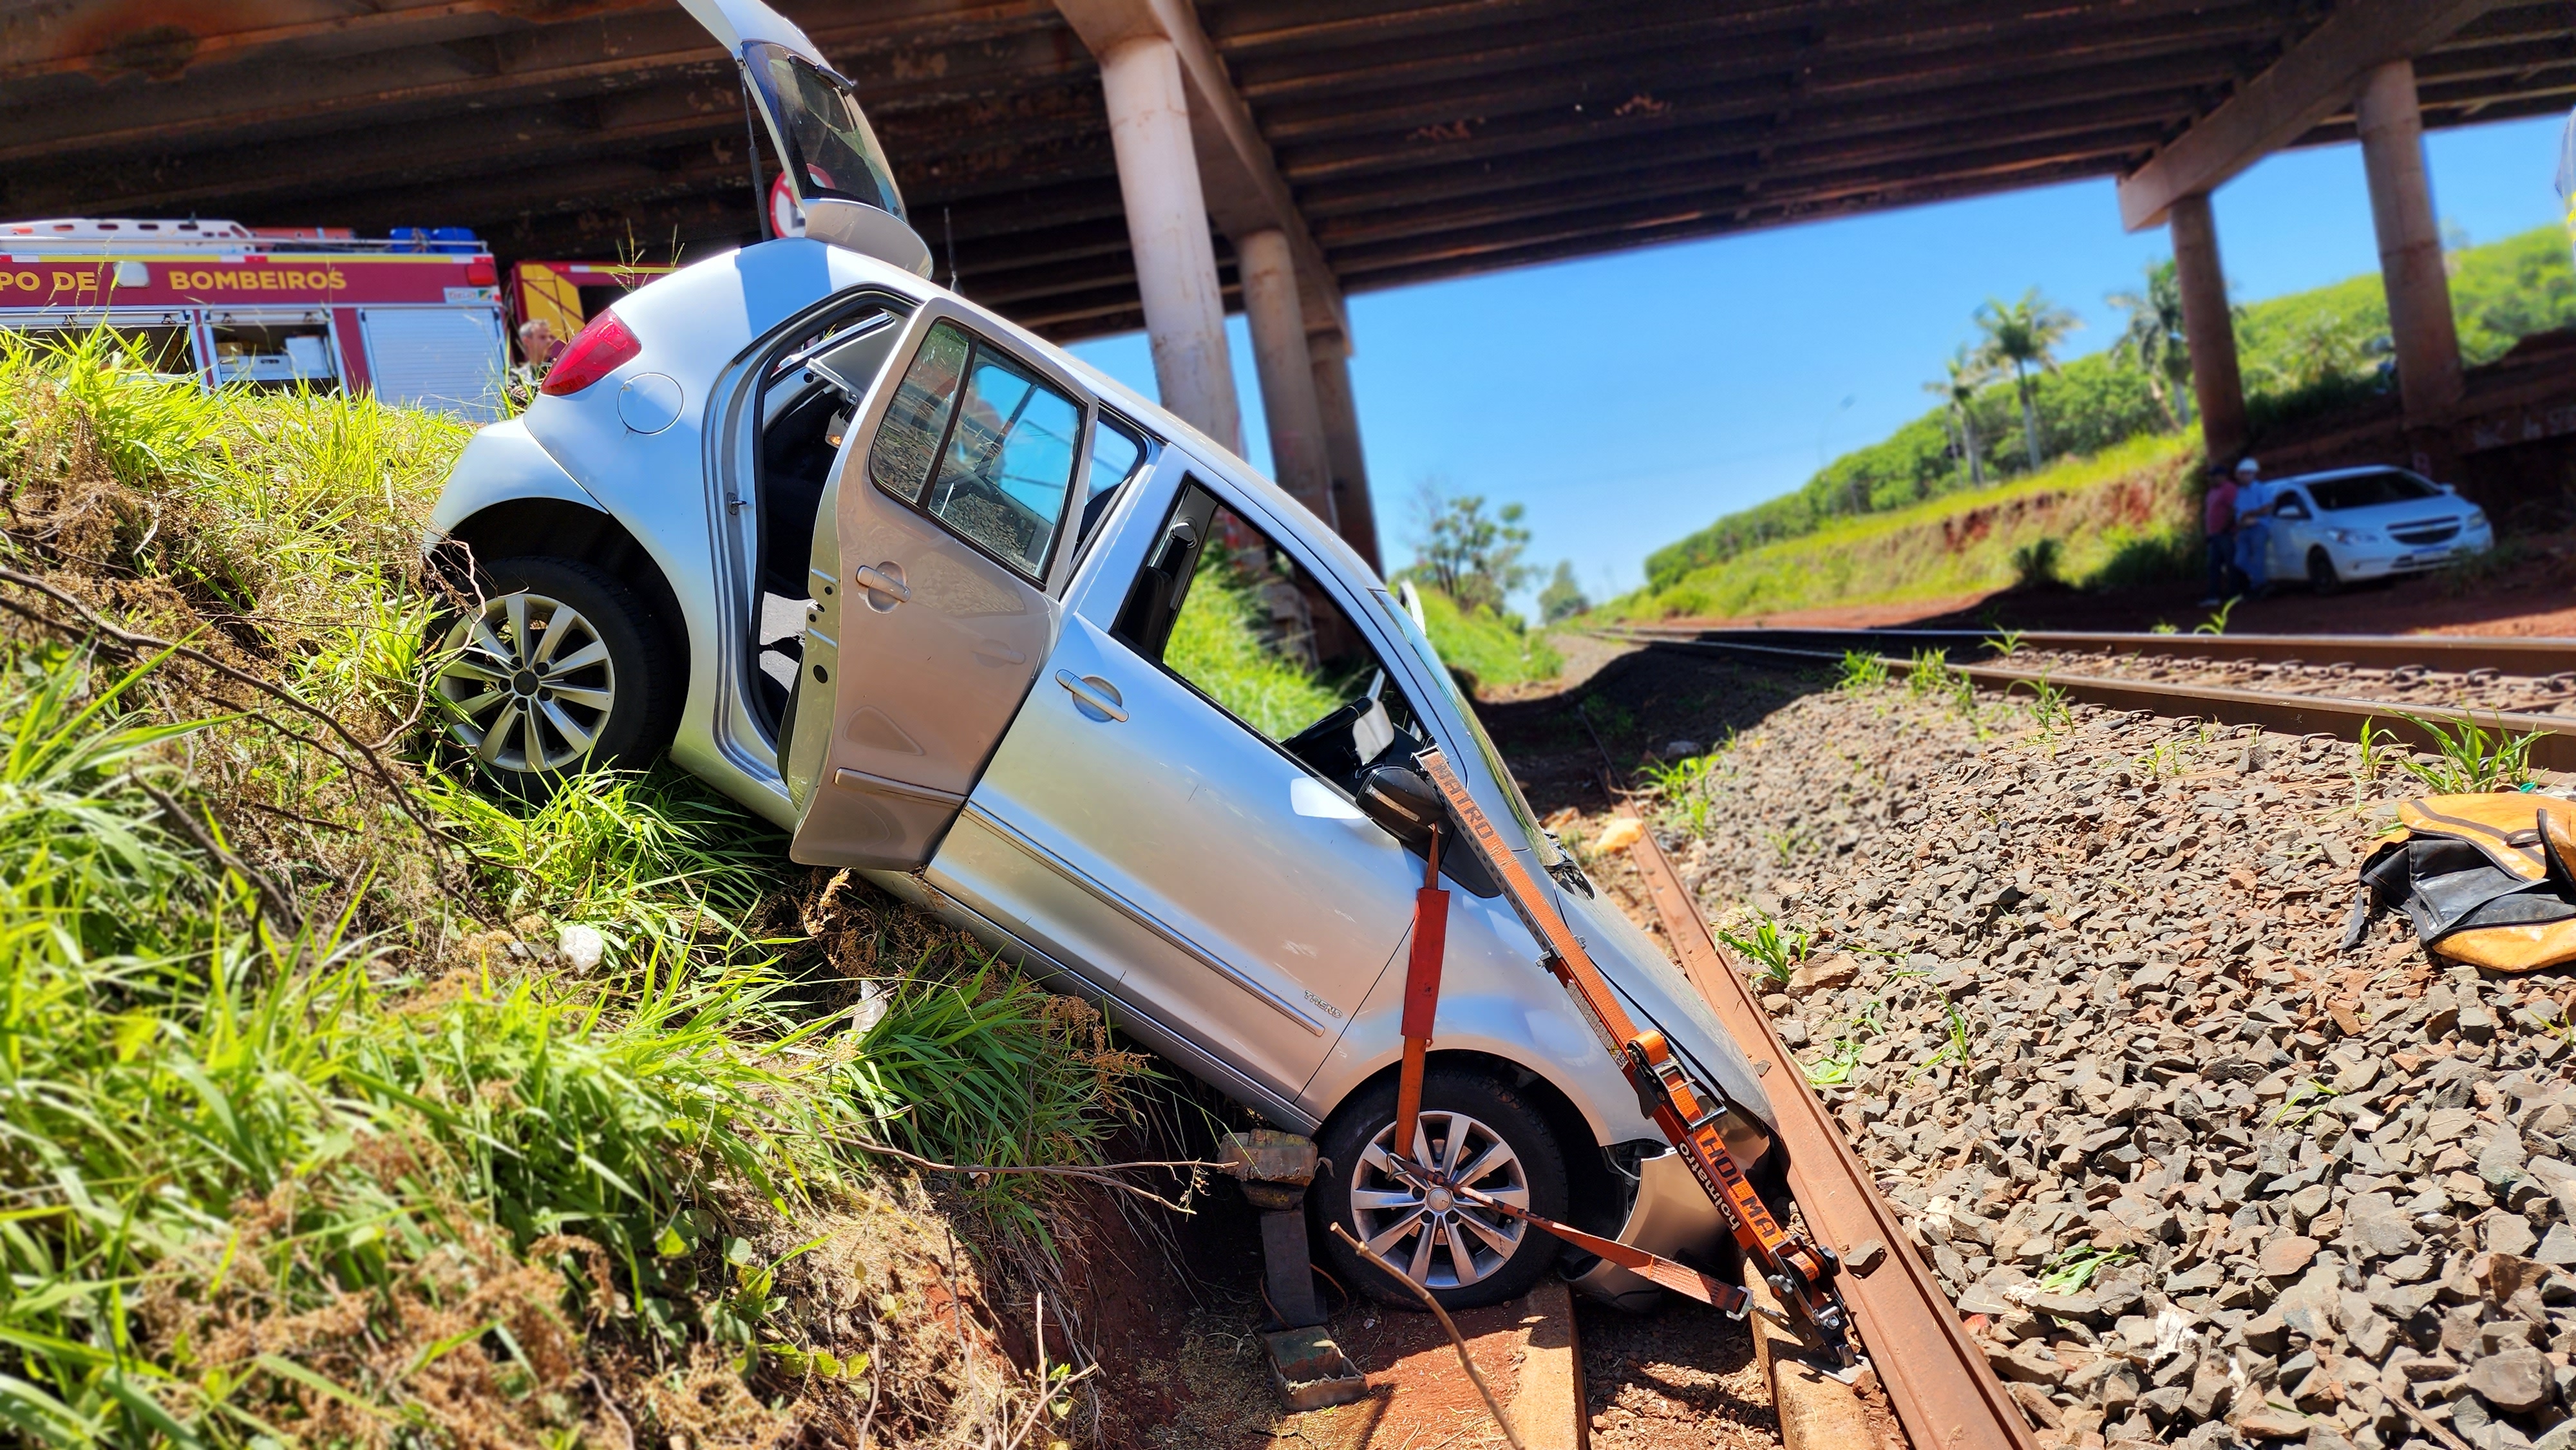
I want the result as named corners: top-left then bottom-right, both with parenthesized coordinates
top-left (432, 556), bottom-right (677, 789)
top-left (1313, 1067), bottom-right (1571, 1310)
top-left (2307, 547), bottom-right (2342, 596)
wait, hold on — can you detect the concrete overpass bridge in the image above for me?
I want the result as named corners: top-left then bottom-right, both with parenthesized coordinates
top-left (3, 0), bottom-right (2570, 563)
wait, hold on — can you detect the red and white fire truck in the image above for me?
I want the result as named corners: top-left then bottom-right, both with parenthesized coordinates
top-left (0, 217), bottom-right (511, 421)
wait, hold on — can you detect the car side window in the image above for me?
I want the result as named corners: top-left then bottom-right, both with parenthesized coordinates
top-left (1076, 415), bottom-right (1150, 549)
top-left (867, 320), bottom-right (1083, 580)
top-left (1114, 480), bottom-right (1427, 794)
top-left (2275, 491), bottom-right (2311, 520)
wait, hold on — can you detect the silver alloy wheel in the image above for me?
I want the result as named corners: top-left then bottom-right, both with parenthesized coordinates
top-left (435, 590), bottom-right (616, 773)
top-left (1350, 1108), bottom-right (1531, 1290)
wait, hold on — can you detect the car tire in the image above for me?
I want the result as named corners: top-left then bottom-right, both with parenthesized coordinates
top-left (2306, 547), bottom-right (2342, 596)
top-left (431, 555), bottom-right (679, 791)
top-left (1313, 1067), bottom-right (1571, 1312)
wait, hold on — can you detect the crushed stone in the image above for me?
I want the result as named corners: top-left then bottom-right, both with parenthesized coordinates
top-left (1577, 672), bottom-right (2576, 1450)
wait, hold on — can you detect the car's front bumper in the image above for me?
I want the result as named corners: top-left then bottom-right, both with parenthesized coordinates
top-left (2325, 531), bottom-right (2492, 579)
top-left (1564, 1146), bottom-right (1730, 1310)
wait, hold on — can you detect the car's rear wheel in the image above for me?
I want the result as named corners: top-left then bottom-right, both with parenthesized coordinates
top-left (1314, 1068), bottom-right (1571, 1310)
top-left (2306, 547), bottom-right (2342, 596)
top-left (433, 556), bottom-right (677, 790)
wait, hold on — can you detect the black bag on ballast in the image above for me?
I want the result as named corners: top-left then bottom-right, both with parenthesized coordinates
top-left (2349, 794), bottom-right (2576, 973)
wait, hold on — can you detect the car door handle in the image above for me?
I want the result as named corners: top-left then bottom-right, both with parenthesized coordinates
top-left (1054, 670), bottom-right (1126, 722)
top-left (853, 563), bottom-right (909, 603)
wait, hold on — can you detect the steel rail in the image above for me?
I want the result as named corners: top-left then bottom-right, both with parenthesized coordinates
top-left (1601, 624), bottom-right (2576, 677)
top-left (1622, 829), bottom-right (2037, 1450)
top-left (1612, 634), bottom-right (2576, 771)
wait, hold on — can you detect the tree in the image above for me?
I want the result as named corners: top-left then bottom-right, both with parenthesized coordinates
top-left (1411, 489), bottom-right (1535, 616)
top-left (2108, 259), bottom-right (2192, 431)
top-left (1922, 345), bottom-right (1992, 490)
top-left (1537, 560), bottom-right (1590, 623)
top-left (1975, 288), bottom-right (2081, 471)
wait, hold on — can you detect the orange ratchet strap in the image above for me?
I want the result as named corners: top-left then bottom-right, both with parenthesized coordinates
top-left (1391, 826), bottom-right (1449, 1158)
top-left (1377, 1151), bottom-right (1775, 1324)
top-left (1410, 746), bottom-right (1857, 1365)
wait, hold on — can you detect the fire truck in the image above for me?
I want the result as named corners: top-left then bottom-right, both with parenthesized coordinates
top-left (0, 217), bottom-right (511, 421)
top-left (506, 257), bottom-right (678, 350)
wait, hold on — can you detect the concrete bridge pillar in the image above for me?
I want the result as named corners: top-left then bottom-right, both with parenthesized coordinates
top-left (1307, 332), bottom-right (1384, 572)
top-left (2356, 58), bottom-right (2465, 426)
top-left (2169, 191), bottom-right (2249, 466)
top-left (1095, 33), bottom-right (1242, 452)
top-left (1236, 226), bottom-right (1336, 527)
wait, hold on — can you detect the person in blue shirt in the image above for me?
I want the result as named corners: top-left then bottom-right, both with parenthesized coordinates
top-left (2230, 458), bottom-right (2274, 597)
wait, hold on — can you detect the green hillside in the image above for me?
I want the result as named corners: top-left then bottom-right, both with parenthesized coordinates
top-left (1617, 434), bottom-right (2199, 621)
top-left (1643, 225), bottom-right (2576, 595)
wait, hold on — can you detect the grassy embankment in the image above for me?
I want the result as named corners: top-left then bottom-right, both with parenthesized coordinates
top-left (0, 334), bottom-right (1153, 1448)
top-left (1412, 586), bottom-right (1561, 690)
top-left (1613, 433), bottom-right (2200, 621)
top-left (1171, 556), bottom-right (1562, 713)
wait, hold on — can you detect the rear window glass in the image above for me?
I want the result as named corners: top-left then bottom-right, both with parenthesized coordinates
top-left (747, 42), bottom-right (907, 221)
top-left (2309, 470), bottom-right (2440, 511)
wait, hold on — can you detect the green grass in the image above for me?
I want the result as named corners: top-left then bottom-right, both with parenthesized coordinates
top-left (0, 329), bottom-right (1148, 1446)
top-left (1165, 556), bottom-right (1347, 738)
top-left (2389, 713), bottom-right (2542, 795)
top-left (1410, 585), bottom-right (1560, 690)
top-left (1615, 433), bottom-right (2198, 621)
top-left (1716, 915), bottom-right (1806, 985)
top-left (423, 764), bottom-right (801, 974)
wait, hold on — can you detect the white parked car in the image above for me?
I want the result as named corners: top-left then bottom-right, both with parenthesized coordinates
top-left (421, 0), bottom-right (1779, 1312)
top-left (2257, 466), bottom-right (2494, 592)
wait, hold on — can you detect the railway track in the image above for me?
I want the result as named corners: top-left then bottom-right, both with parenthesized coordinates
top-left (1599, 625), bottom-right (2576, 771)
top-left (1622, 827), bottom-right (2038, 1450)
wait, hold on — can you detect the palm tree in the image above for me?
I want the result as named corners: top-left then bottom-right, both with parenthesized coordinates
top-left (2108, 260), bottom-right (2191, 432)
top-left (1975, 288), bottom-right (2080, 471)
top-left (1922, 346), bottom-right (1991, 490)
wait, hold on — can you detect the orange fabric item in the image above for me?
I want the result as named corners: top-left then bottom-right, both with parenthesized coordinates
top-left (1392, 831), bottom-right (1449, 1155)
top-left (2364, 793), bottom-right (2576, 974)
top-left (1413, 747), bottom-right (1855, 1365)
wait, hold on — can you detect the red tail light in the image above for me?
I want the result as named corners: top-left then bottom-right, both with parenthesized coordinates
top-left (540, 310), bottom-right (640, 396)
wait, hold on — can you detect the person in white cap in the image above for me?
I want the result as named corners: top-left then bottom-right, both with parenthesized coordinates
top-left (2230, 457), bottom-right (2275, 598)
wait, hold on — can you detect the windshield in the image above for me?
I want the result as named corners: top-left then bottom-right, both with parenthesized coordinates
top-left (746, 42), bottom-right (907, 221)
top-left (2309, 469), bottom-right (2440, 511)
top-left (1371, 589), bottom-right (1565, 869)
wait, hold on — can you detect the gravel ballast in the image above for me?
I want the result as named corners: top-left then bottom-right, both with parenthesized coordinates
top-left (1567, 664), bottom-right (2576, 1450)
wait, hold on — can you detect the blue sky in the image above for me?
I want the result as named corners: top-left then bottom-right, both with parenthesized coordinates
top-left (1068, 113), bottom-right (2572, 612)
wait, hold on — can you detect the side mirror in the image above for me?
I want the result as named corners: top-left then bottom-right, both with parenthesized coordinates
top-left (1356, 763), bottom-right (1443, 846)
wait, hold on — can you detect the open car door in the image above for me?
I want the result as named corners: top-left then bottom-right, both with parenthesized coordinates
top-left (781, 299), bottom-right (1094, 869)
top-left (677, 0), bottom-right (933, 275)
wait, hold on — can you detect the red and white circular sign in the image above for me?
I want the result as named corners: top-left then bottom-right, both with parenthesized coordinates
top-left (767, 174), bottom-right (805, 239)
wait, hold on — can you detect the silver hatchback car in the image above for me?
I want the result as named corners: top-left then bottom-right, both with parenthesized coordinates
top-left (427, 0), bottom-right (1776, 1310)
